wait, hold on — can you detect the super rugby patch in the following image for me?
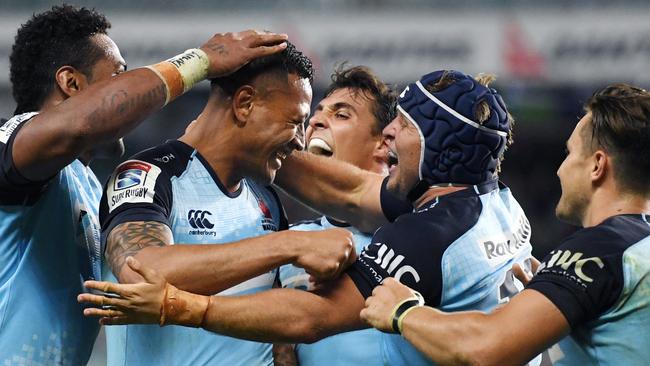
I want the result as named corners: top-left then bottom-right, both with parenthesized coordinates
top-left (107, 160), bottom-right (161, 212)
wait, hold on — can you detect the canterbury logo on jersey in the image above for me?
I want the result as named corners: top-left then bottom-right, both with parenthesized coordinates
top-left (188, 210), bottom-right (214, 229)
top-left (187, 209), bottom-right (217, 236)
top-left (361, 243), bottom-right (421, 283)
top-left (538, 249), bottom-right (604, 284)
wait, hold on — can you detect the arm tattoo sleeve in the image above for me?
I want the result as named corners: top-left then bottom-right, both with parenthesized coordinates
top-left (105, 221), bottom-right (172, 277)
top-left (272, 343), bottom-right (298, 366)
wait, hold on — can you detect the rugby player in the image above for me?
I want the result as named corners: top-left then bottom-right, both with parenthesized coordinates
top-left (273, 65), bottom-right (396, 366)
top-left (96, 43), bottom-right (356, 365)
top-left (361, 83), bottom-right (650, 365)
top-left (81, 70), bottom-right (538, 365)
top-left (0, 4), bottom-right (290, 365)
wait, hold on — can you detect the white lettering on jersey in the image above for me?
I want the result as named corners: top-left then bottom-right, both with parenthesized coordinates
top-left (539, 249), bottom-right (605, 283)
top-left (0, 112), bottom-right (38, 144)
top-left (362, 243), bottom-right (421, 283)
top-left (480, 214), bottom-right (531, 266)
top-left (107, 160), bottom-right (161, 212)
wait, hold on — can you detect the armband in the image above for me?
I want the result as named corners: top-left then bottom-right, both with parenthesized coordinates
top-left (391, 290), bottom-right (424, 334)
top-left (159, 283), bottom-right (211, 328)
top-left (145, 48), bottom-right (209, 106)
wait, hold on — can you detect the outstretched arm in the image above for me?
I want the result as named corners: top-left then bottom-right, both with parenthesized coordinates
top-left (360, 278), bottom-right (569, 366)
top-left (13, 30), bottom-right (288, 181)
top-left (80, 257), bottom-right (367, 343)
top-left (105, 221), bottom-right (356, 295)
top-left (275, 151), bottom-right (387, 233)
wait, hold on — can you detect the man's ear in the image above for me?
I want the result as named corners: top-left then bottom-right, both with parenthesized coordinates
top-left (591, 150), bottom-right (609, 185)
top-left (232, 85), bottom-right (256, 126)
top-left (55, 65), bottom-right (89, 97)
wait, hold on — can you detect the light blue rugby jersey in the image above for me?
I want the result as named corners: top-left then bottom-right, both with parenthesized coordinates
top-left (348, 179), bottom-right (539, 366)
top-left (0, 113), bottom-right (102, 365)
top-left (278, 216), bottom-right (383, 366)
top-left (528, 214), bottom-right (650, 366)
top-left (99, 140), bottom-right (287, 366)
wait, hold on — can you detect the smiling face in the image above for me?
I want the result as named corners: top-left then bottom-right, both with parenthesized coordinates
top-left (382, 111), bottom-right (423, 199)
top-left (306, 87), bottom-right (387, 173)
top-left (555, 113), bottom-right (593, 225)
top-left (243, 73), bottom-right (312, 184)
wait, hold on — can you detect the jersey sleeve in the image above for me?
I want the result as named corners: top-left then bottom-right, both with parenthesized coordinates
top-left (99, 158), bottom-right (174, 242)
top-left (346, 215), bottom-right (445, 306)
top-left (526, 227), bottom-right (626, 329)
top-left (379, 176), bottom-right (412, 222)
top-left (0, 113), bottom-right (52, 205)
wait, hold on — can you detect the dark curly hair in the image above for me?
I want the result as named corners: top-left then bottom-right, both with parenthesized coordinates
top-left (211, 41), bottom-right (313, 95)
top-left (325, 64), bottom-right (396, 136)
top-left (10, 4), bottom-right (111, 114)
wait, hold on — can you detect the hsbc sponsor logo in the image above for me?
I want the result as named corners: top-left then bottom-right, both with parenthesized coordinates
top-left (538, 249), bottom-right (604, 285)
top-left (361, 242), bottom-right (421, 283)
top-left (481, 215), bottom-right (531, 266)
top-left (107, 160), bottom-right (161, 213)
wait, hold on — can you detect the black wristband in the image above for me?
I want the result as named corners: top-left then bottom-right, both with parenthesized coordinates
top-left (391, 291), bottom-right (424, 334)
top-left (391, 298), bottom-right (422, 333)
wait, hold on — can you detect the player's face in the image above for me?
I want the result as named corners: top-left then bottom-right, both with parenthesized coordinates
top-left (383, 112), bottom-right (422, 199)
top-left (85, 34), bottom-right (128, 158)
top-left (307, 88), bottom-right (386, 173)
top-left (556, 114), bottom-right (592, 226)
top-left (246, 74), bottom-right (311, 184)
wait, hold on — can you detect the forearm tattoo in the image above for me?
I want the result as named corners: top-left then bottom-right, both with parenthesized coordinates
top-left (105, 221), bottom-right (171, 276)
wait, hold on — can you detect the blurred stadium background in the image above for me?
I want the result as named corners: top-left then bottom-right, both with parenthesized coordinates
top-left (1, 1), bottom-right (649, 364)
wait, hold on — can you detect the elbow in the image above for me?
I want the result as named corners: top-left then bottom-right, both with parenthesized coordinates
top-left (285, 316), bottom-right (329, 344)
top-left (449, 342), bottom-right (501, 366)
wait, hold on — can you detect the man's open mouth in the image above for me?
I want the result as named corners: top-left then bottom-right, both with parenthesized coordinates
top-left (308, 138), bottom-right (333, 157)
top-left (388, 150), bottom-right (398, 167)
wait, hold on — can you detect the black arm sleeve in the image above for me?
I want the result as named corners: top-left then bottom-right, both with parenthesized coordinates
top-left (346, 215), bottom-right (447, 306)
top-left (379, 177), bottom-right (413, 222)
top-left (99, 158), bottom-right (174, 246)
top-left (526, 216), bottom-right (646, 328)
top-left (0, 113), bottom-right (53, 205)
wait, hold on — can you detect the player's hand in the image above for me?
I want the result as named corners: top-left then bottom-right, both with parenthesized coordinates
top-left (291, 228), bottom-right (357, 281)
top-left (199, 30), bottom-right (288, 78)
top-left (78, 257), bottom-right (167, 325)
top-left (360, 278), bottom-right (418, 333)
top-left (512, 256), bottom-right (540, 286)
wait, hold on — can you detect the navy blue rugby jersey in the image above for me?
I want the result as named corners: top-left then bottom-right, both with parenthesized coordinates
top-left (528, 214), bottom-right (650, 366)
top-left (348, 179), bottom-right (537, 366)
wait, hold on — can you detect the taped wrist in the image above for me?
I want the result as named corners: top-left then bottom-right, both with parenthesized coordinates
top-left (391, 290), bottom-right (424, 334)
top-left (159, 283), bottom-right (211, 328)
top-left (145, 48), bottom-right (209, 106)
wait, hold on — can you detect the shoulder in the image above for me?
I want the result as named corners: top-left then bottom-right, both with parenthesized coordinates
top-left (123, 140), bottom-right (193, 178)
top-left (553, 215), bottom-right (650, 258)
top-left (377, 190), bottom-right (482, 247)
top-left (0, 112), bottom-right (38, 146)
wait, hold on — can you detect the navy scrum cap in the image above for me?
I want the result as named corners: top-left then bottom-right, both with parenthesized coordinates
top-left (398, 70), bottom-right (510, 202)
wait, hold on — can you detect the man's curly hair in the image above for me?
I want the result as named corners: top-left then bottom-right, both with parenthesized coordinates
top-left (211, 41), bottom-right (313, 95)
top-left (10, 5), bottom-right (111, 114)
